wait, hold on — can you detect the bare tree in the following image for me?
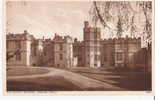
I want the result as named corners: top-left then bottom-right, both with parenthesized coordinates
top-left (90, 1), bottom-right (152, 43)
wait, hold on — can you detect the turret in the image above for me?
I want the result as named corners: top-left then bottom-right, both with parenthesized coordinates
top-left (84, 21), bottom-right (89, 28)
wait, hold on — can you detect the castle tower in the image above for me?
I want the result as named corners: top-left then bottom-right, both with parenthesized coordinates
top-left (83, 21), bottom-right (101, 68)
top-left (53, 35), bottom-right (73, 68)
top-left (6, 30), bottom-right (32, 66)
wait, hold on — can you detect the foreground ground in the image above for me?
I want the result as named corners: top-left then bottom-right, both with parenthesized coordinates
top-left (7, 66), bottom-right (151, 91)
top-left (68, 67), bottom-right (151, 91)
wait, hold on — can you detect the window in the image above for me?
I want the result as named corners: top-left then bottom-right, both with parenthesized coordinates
top-left (78, 57), bottom-right (81, 61)
top-left (78, 47), bottom-right (81, 51)
top-left (95, 47), bottom-right (97, 51)
top-left (94, 41), bottom-right (97, 45)
top-left (116, 52), bottom-right (123, 61)
top-left (95, 55), bottom-right (100, 61)
top-left (16, 52), bottom-right (21, 61)
top-left (97, 33), bottom-right (100, 38)
top-left (33, 46), bottom-right (37, 56)
top-left (94, 33), bottom-right (97, 39)
top-left (60, 44), bottom-right (63, 50)
top-left (60, 54), bottom-right (63, 60)
top-left (116, 44), bottom-right (122, 49)
top-left (104, 53), bottom-right (107, 61)
top-left (44, 51), bottom-right (46, 56)
top-left (95, 55), bottom-right (97, 60)
top-left (43, 47), bottom-right (46, 56)
top-left (16, 41), bottom-right (21, 49)
top-left (87, 48), bottom-right (89, 52)
top-left (6, 41), bottom-right (9, 49)
top-left (88, 62), bottom-right (89, 65)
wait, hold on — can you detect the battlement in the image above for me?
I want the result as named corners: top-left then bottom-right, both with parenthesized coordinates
top-left (6, 30), bottom-right (33, 41)
top-left (102, 37), bottom-right (141, 41)
top-left (101, 38), bottom-right (115, 44)
top-left (101, 37), bottom-right (141, 44)
top-left (74, 38), bottom-right (82, 43)
top-left (53, 33), bottom-right (73, 43)
top-left (73, 38), bottom-right (84, 46)
top-left (43, 38), bottom-right (54, 44)
top-left (84, 21), bottom-right (100, 33)
top-left (44, 38), bottom-right (51, 41)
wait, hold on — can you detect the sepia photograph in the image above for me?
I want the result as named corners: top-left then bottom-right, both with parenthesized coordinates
top-left (5, 0), bottom-right (152, 92)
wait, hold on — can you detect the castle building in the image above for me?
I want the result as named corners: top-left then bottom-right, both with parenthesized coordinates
top-left (73, 21), bottom-right (142, 68)
top-left (83, 21), bottom-right (101, 68)
top-left (101, 39), bottom-right (115, 67)
top-left (42, 39), bottom-right (54, 66)
top-left (7, 21), bottom-right (149, 70)
top-left (101, 37), bottom-right (141, 68)
top-left (30, 39), bottom-right (44, 66)
top-left (114, 37), bottom-right (141, 68)
top-left (53, 34), bottom-right (73, 68)
top-left (73, 38), bottom-right (85, 67)
top-left (6, 30), bottom-right (33, 66)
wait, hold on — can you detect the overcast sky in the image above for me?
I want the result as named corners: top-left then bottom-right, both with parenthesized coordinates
top-left (6, 1), bottom-right (148, 41)
top-left (6, 1), bottom-right (92, 40)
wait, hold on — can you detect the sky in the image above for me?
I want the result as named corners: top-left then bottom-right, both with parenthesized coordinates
top-left (6, 1), bottom-right (92, 40)
top-left (6, 1), bottom-right (149, 41)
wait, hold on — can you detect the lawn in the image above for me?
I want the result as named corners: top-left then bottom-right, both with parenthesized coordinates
top-left (69, 67), bottom-right (152, 91)
top-left (7, 67), bottom-right (50, 76)
top-left (7, 67), bottom-right (82, 91)
top-left (6, 66), bottom-right (151, 91)
top-left (7, 76), bottom-right (82, 91)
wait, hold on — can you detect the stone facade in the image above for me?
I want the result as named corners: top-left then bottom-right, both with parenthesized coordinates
top-left (101, 37), bottom-right (141, 68)
top-left (6, 30), bottom-right (33, 66)
top-left (30, 39), bottom-right (44, 66)
top-left (101, 39), bottom-right (115, 67)
top-left (83, 21), bottom-right (101, 68)
top-left (73, 39), bottom-right (85, 67)
top-left (42, 39), bottom-right (54, 66)
top-left (73, 21), bottom-right (142, 68)
top-left (7, 21), bottom-right (147, 69)
top-left (53, 34), bottom-right (73, 68)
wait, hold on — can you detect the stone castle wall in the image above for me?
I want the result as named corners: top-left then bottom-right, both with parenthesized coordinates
top-left (6, 21), bottom-right (150, 70)
top-left (6, 30), bottom-right (32, 66)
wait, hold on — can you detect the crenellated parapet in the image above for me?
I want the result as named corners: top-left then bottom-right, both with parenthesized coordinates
top-left (73, 39), bottom-right (84, 47)
top-left (101, 38), bottom-right (115, 45)
top-left (101, 37), bottom-right (141, 44)
top-left (53, 33), bottom-right (73, 43)
top-left (6, 30), bottom-right (33, 41)
top-left (84, 21), bottom-right (101, 41)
